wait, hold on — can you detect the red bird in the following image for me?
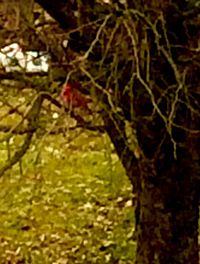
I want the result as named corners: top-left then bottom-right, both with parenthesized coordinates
top-left (60, 82), bottom-right (91, 112)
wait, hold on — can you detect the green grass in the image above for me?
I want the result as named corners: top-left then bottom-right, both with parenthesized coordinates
top-left (0, 131), bottom-right (136, 263)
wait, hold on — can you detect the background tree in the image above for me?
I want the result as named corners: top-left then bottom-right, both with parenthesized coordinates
top-left (0, 0), bottom-right (199, 263)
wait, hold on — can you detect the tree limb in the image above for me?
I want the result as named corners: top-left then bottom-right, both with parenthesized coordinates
top-left (35, 0), bottom-right (77, 30)
top-left (0, 95), bottom-right (43, 177)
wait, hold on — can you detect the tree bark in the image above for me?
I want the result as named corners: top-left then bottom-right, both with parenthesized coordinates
top-left (135, 154), bottom-right (199, 264)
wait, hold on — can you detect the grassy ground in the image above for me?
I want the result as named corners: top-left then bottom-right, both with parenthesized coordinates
top-left (0, 130), bottom-right (136, 264)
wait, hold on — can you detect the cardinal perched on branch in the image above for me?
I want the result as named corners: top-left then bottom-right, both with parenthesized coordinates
top-left (60, 82), bottom-right (92, 113)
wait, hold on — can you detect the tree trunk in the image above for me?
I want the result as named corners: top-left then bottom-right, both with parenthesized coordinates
top-left (134, 141), bottom-right (199, 264)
